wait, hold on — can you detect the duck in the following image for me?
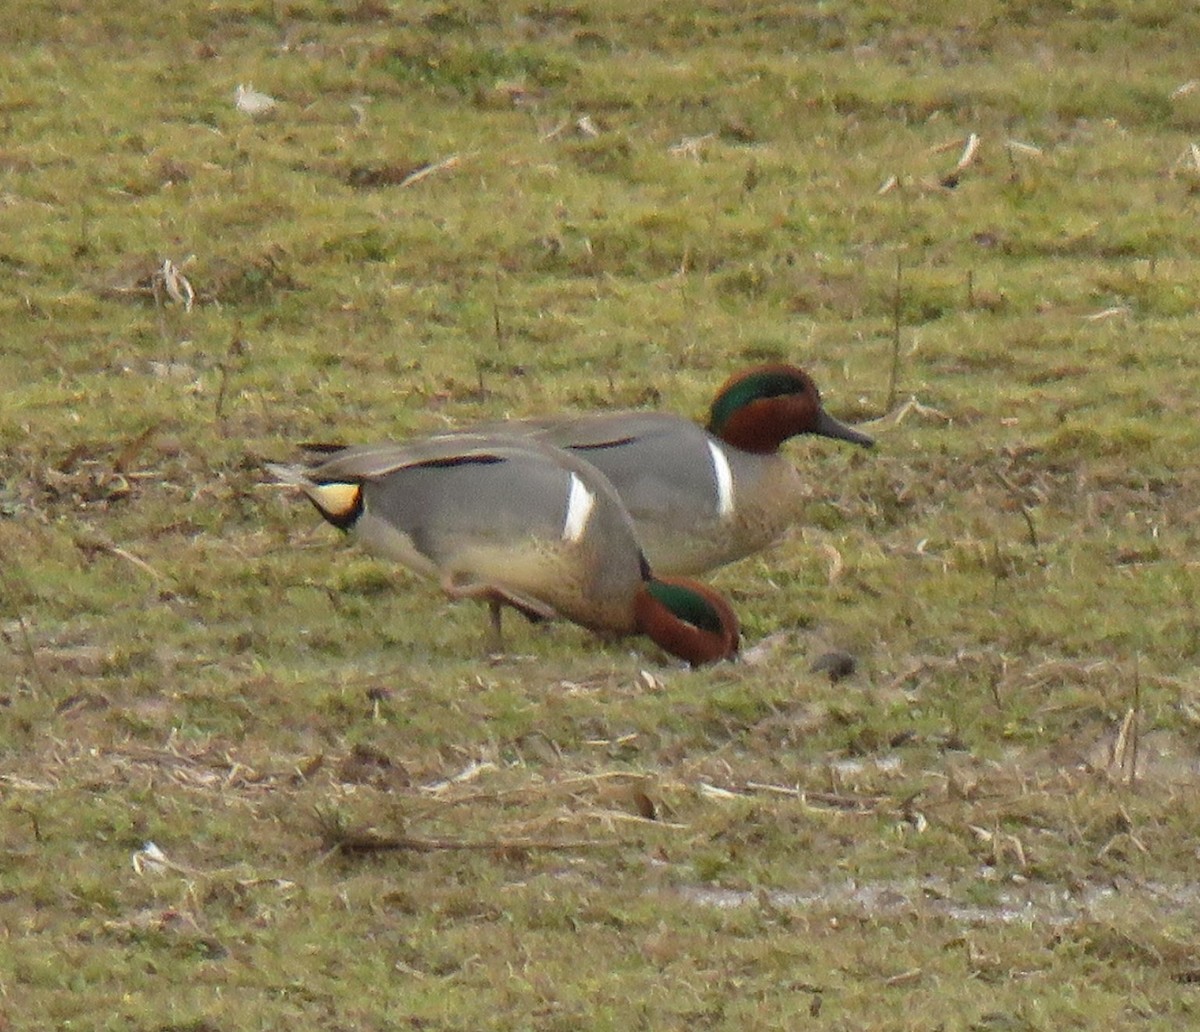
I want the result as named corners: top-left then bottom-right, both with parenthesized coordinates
top-left (448, 364), bottom-right (875, 575)
top-left (266, 434), bottom-right (739, 666)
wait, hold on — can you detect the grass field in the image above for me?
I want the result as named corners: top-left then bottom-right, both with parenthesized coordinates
top-left (4, 1), bottom-right (1200, 1028)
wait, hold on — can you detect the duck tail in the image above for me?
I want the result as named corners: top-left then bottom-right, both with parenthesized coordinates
top-left (264, 461), bottom-right (312, 489)
top-left (265, 461), bottom-right (363, 530)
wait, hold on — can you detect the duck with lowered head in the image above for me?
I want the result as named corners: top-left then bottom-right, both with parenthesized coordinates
top-left (267, 434), bottom-right (739, 666)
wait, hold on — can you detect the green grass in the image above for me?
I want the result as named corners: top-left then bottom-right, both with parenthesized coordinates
top-left (4, 1), bottom-right (1200, 1028)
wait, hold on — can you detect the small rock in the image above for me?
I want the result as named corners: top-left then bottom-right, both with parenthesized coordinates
top-left (810, 650), bottom-right (857, 683)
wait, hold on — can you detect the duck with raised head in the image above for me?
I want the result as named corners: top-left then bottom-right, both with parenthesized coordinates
top-left (266, 435), bottom-right (739, 666)
top-left (453, 364), bottom-right (875, 575)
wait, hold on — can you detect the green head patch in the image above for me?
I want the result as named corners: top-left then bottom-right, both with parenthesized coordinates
top-left (707, 369), bottom-right (808, 434)
top-left (644, 579), bottom-right (724, 634)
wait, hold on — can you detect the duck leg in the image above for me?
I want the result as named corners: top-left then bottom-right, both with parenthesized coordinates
top-left (484, 594), bottom-right (551, 655)
top-left (486, 596), bottom-right (505, 655)
top-left (440, 573), bottom-right (558, 656)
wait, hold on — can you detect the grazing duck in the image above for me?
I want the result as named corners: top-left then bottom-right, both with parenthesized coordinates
top-left (266, 435), bottom-right (739, 666)
top-left (455, 364), bottom-right (875, 575)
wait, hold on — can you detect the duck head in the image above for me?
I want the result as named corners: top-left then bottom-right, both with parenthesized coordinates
top-left (634, 573), bottom-right (740, 667)
top-left (706, 364), bottom-right (875, 454)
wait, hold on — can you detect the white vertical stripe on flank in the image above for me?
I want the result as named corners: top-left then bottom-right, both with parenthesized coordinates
top-left (708, 440), bottom-right (735, 517)
top-left (562, 472), bottom-right (597, 541)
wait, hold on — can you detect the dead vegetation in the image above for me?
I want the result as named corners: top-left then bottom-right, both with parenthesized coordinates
top-left (4, 0), bottom-right (1200, 1028)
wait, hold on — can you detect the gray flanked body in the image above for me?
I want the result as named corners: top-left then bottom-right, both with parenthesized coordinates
top-left (448, 414), bottom-right (800, 576)
top-left (269, 435), bottom-right (648, 634)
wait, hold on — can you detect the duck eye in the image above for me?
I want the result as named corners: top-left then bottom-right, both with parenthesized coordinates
top-left (760, 374), bottom-right (805, 399)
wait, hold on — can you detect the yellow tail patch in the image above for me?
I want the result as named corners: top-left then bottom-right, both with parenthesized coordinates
top-left (307, 481), bottom-right (361, 520)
